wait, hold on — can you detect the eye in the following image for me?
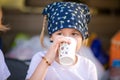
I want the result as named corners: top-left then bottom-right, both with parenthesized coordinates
top-left (57, 32), bottom-right (62, 35)
top-left (72, 32), bottom-right (79, 36)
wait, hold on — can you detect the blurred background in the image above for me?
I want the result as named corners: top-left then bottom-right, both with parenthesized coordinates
top-left (0, 0), bottom-right (120, 80)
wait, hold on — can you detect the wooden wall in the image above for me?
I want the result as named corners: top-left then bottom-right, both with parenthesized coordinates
top-left (1, 13), bottom-right (120, 53)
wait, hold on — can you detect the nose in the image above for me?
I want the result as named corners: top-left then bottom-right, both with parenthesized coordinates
top-left (64, 35), bottom-right (69, 37)
top-left (62, 34), bottom-right (70, 37)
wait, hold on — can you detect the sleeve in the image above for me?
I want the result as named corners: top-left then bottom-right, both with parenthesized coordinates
top-left (88, 61), bottom-right (98, 80)
top-left (25, 52), bottom-right (44, 79)
top-left (0, 50), bottom-right (10, 80)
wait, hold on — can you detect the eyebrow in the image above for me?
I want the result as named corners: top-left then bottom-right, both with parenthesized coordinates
top-left (57, 28), bottom-right (79, 32)
top-left (72, 29), bottom-right (79, 32)
top-left (56, 30), bottom-right (61, 32)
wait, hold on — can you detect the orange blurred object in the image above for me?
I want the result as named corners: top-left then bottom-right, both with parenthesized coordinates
top-left (110, 31), bottom-right (120, 67)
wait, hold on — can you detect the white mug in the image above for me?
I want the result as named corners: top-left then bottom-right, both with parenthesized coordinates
top-left (59, 37), bottom-right (77, 66)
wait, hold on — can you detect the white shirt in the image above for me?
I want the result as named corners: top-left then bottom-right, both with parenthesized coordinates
top-left (0, 50), bottom-right (10, 80)
top-left (26, 51), bottom-right (98, 80)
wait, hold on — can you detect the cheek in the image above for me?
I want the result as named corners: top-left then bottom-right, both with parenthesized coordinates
top-left (50, 34), bottom-right (57, 41)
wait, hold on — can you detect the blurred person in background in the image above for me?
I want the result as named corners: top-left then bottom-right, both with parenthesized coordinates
top-left (0, 7), bottom-right (10, 80)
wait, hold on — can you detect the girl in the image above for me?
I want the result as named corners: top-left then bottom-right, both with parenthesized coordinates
top-left (26, 2), bottom-right (98, 80)
top-left (0, 8), bottom-right (10, 80)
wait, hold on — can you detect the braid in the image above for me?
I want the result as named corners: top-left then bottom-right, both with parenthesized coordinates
top-left (40, 15), bottom-right (47, 48)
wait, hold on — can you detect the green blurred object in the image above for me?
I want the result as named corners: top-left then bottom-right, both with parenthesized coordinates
top-left (12, 33), bottom-right (30, 48)
top-left (0, 0), bottom-right (25, 9)
top-left (0, 0), bottom-right (43, 13)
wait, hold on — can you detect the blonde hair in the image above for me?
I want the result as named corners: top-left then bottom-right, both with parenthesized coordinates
top-left (82, 38), bottom-right (88, 46)
top-left (40, 15), bottom-right (47, 48)
top-left (0, 8), bottom-right (9, 31)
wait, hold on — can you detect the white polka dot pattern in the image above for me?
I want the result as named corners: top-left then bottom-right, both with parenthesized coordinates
top-left (42, 2), bottom-right (91, 39)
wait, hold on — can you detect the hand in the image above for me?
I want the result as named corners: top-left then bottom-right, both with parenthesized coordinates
top-left (45, 36), bottom-right (71, 64)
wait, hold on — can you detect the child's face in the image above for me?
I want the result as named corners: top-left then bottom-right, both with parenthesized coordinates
top-left (50, 28), bottom-right (83, 52)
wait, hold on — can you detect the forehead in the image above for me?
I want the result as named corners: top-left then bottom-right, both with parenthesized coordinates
top-left (57, 28), bottom-right (80, 32)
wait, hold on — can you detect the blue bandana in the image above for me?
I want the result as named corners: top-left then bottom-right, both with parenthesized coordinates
top-left (42, 2), bottom-right (91, 39)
